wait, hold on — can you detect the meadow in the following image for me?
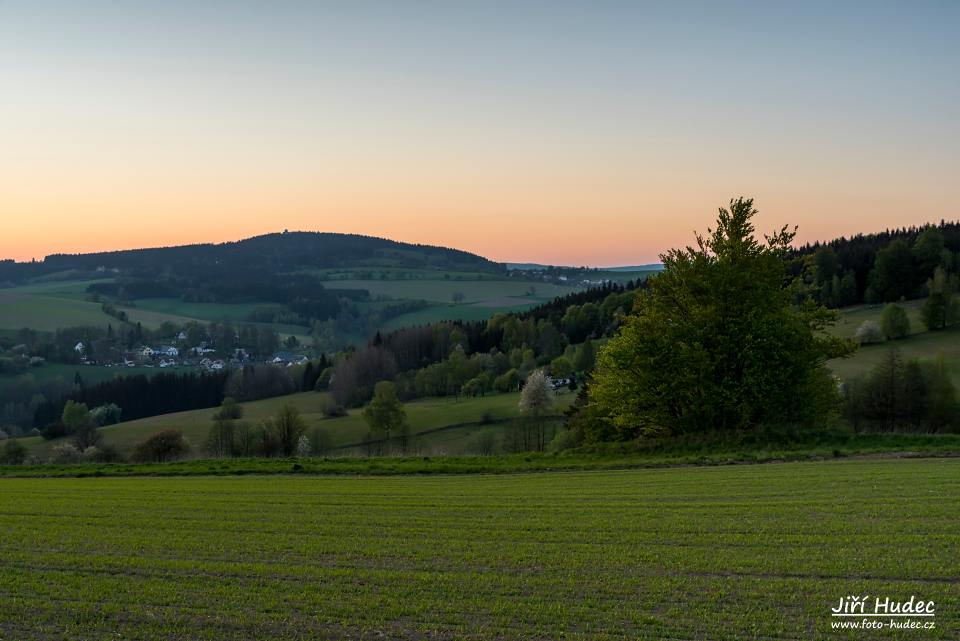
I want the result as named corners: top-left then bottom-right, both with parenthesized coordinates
top-left (18, 390), bottom-right (576, 460)
top-left (825, 299), bottom-right (960, 386)
top-left (323, 277), bottom-right (576, 304)
top-left (0, 272), bottom-right (574, 343)
top-left (0, 458), bottom-right (956, 639)
top-left (825, 299), bottom-right (927, 340)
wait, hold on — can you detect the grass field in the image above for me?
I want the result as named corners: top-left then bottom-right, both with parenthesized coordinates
top-left (0, 273), bottom-right (573, 343)
top-left (323, 278), bottom-right (577, 304)
top-left (18, 390), bottom-right (576, 460)
top-left (826, 300), bottom-right (960, 386)
top-left (0, 458), bottom-right (955, 639)
top-left (827, 300), bottom-right (927, 340)
top-left (0, 290), bottom-right (113, 331)
top-left (379, 302), bottom-right (537, 330)
top-left (828, 324), bottom-right (960, 386)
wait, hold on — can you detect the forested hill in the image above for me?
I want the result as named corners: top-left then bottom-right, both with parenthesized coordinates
top-left (37, 232), bottom-right (502, 275)
top-left (789, 221), bottom-right (960, 306)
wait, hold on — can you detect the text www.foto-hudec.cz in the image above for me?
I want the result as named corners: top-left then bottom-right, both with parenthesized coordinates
top-left (831, 595), bottom-right (936, 631)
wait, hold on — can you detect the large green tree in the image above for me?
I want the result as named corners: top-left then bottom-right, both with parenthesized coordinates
top-left (586, 198), bottom-right (848, 440)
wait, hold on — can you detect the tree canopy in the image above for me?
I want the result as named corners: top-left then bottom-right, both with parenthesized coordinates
top-left (585, 198), bottom-right (848, 440)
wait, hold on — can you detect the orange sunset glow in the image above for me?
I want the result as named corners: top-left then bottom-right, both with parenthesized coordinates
top-left (2, 2), bottom-right (957, 264)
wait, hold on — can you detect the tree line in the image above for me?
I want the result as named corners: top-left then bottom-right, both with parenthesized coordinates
top-left (796, 223), bottom-right (960, 307)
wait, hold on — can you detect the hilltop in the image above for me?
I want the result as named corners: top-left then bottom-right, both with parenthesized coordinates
top-left (1, 232), bottom-right (504, 284)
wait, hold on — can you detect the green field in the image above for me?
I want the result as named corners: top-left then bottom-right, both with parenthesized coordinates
top-left (0, 458), bottom-right (955, 639)
top-left (0, 273), bottom-right (574, 342)
top-left (826, 300), bottom-right (960, 386)
top-left (19, 390), bottom-right (575, 460)
top-left (324, 277), bottom-right (576, 304)
top-left (380, 302), bottom-right (537, 331)
top-left (827, 300), bottom-right (927, 340)
top-left (0, 280), bottom-right (115, 331)
top-left (828, 324), bottom-right (960, 386)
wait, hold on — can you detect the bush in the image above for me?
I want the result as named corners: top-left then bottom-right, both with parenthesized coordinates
top-left (132, 429), bottom-right (190, 463)
top-left (90, 403), bottom-right (123, 426)
top-left (85, 443), bottom-right (120, 463)
top-left (319, 396), bottom-right (347, 418)
top-left (295, 434), bottom-right (311, 457)
top-left (880, 304), bottom-right (910, 340)
top-left (50, 442), bottom-right (81, 464)
top-left (0, 439), bottom-right (27, 465)
top-left (854, 320), bottom-right (883, 344)
top-left (493, 368), bottom-right (520, 393)
top-left (214, 397), bottom-right (243, 420)
top-left (547, 428), bottom-right (581, 453)
top-left (42, 421), bottom-right (69, 440)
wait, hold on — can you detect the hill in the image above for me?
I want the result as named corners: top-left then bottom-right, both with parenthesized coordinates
top-left (5, 232), bottom-right (503, 282)
top-left (0, 233), bottom-right (590, 349)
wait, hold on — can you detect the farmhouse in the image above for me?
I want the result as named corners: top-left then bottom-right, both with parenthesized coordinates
top-left (270, 351), bottom-right (308, 366)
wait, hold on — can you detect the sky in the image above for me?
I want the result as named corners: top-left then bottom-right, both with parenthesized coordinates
top-left (1, 1), bottom-right (958, 266)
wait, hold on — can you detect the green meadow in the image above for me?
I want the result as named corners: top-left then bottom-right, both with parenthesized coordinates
top-left (0, 458), bottom-right (956, 640)
top-left (0, 280), bottom-right (115, 331)
top-left (826, 299), bottom-right (927, 340)
top-left (18, 390), bottom-right (576, 460)
top-left (828, 324), bottom-right (960, 386)
top-left (323, 277), bottom-right (576, 303)
top-left (0, 273), bottom-right (574, 342)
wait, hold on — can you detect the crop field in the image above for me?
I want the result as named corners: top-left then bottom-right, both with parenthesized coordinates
top-left (0, 458), bottom-right (956, 640)
top-left (19, 390), bottom-right (576, 459)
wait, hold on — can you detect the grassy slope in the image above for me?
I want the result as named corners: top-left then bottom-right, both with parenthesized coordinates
top-left (19, 390), bottom-right (576, 459)
top-left (323, 278), bottom-right (576, 303)
top-left (0, 272), bottom-right (573, 341)
top-left (825, 299), bottom-right (927, 339)
top-left (0, 288), bottom-right (114, 331)
top-left (379, 303), bottom-right (535, 330)
top-left (826, 300), bottom-right (960, 385)
top-left (0, 459), bottom-right (956, 639)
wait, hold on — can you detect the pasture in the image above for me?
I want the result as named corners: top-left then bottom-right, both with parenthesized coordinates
top-left (827, 299), bottom-right (927, 340)
top-left (19, 390), bottom-right (576, 460)
top-left (323, 277), bottom-right (576, 304)
top-left (0, 458), bottom-right (955, 639)
top-left (0, 286), bottom-right (114, 331)
top-left (828, 323), bottom-right (960, 386)
top-left (0, 273), bottom-right (573, 341)
top-left (379, 301), bottom-right (536, 331)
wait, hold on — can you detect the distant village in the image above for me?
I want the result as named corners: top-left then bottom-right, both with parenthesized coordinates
top-left (73, 331), bottom-right (309, 373)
